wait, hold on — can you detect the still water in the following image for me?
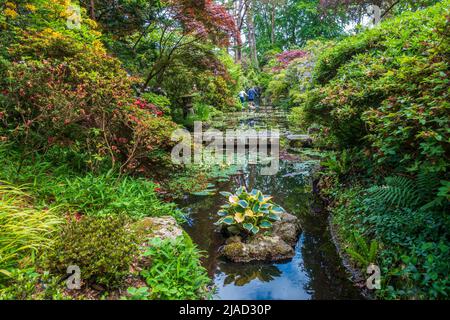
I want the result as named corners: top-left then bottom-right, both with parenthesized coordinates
top-left (180, 108), bottom-right (362, 300)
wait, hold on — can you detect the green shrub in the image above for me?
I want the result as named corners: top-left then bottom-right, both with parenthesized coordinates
top-left (0, 268), bottom-right (67, 300)
top-left (42, 216), bottom-right (138, 288)
top-left (294, 1), bottom-right (450, 174)
top-left (133, 235), bottom-right (210, 300)
top-left (330, 182), bottom-right (450, 299)
top-left (215, 187), bottom-right (284, 235)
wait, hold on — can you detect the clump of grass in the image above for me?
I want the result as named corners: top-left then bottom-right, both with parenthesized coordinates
top-left (0, 182), bottom-right (63, 278)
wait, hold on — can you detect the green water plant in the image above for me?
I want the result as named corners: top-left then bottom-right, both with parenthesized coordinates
top-left (216, 187), bottom-right (285, 235)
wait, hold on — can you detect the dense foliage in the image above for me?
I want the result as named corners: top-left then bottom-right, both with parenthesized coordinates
top-left (276, 1), bottom-right (450, 299)
top-left (42, 216), bottom-right (138, 288)
top-left (129, 236), bottom-right (210, 300)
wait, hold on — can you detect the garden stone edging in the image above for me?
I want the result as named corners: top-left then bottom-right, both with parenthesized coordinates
top-left (220, 212), bottom-right (301, 263)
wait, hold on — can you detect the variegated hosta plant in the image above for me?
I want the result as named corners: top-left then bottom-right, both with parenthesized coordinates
top-left (215, 186), bottom-right (285, 235)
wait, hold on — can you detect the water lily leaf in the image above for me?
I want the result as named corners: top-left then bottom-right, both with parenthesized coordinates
top-left (238, 200), bottom-right (249, 208)
top-left (234, 212), bottom-right (245, 223)
top-left (222, 216), bottom-right (235, 225)
top-left (251, 225), bottom-right (260, 234)
top-left (260, 220), bottom-right (273, 229)
top-left (219, 191), bottom-right (232, 197)
top-left (243, 223), bottom-right (254, 231)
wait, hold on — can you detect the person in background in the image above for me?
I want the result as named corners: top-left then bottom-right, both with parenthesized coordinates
top-left (247, 87), bottom-right (256, 109)
top-left (238, 89), bottom-right (247, 106)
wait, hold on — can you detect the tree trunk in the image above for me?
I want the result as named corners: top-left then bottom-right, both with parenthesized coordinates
top-left (89, 0), bottom-right (95, 20)
top-left (246, 0), bottom-right (259, 69)
top-left (271, 4), bottom-right (275, 45)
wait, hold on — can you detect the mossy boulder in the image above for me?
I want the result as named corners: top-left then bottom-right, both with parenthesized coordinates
top-left (221, 212), bottom-right (301, 263)
top-left (286, 134), bottom-right (313, 148)
top-left (133, 216), bottom-right (183, 240)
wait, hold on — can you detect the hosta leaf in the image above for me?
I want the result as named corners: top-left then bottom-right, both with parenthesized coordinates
top-left (251, 226), bottom-right (260, 234)
top-left (244, 209), bottom-right (254, 217)
top-left (271, 206), bottom-right (285, 213)
top-left (243, 223), bottom-right (254, 231)
top-left (229, 195), bottom-right (239, 204)
top-left (260, 203), bottom-right (271, 210)
top-left (269, 213), bottom-right (281, 221)
top-left (261, 196), bottom-right (272, 203)
top-left (217, 210), bottom-right (228, 216)
top-left (222, 216), bottom-right (235, 225)
top-left (250, 189), bottom-right (258, 196)
top-left (234, 212), bottom-right (245, 223)
top-left (252, 203), bottom-right (260, 212)
top-left (236, 186), bottom-right (246, 196)
top-left (260, 220), bottom-right (273, 229)
top-left (219, 191), bottom-right (232, 197)
top-left (227, 225), bottom-right (240, 235)
top-left (238, 200), bottom-right (249, 208)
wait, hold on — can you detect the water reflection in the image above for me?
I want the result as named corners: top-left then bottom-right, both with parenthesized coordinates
top-left (180, 110), bottom-right (362, 300)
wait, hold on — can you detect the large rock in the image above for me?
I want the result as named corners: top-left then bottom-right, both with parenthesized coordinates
top-left (286, 134), bottom-right (313, 148)
top-left (131, 216), bottom-right (184, 270)
top-left (133, 216), bottom-right (183, 240)
top-left (221, 212), bottom-right (301, 263)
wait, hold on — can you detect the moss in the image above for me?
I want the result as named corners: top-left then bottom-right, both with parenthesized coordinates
top-left (223, 242), bottom-right (245, 258)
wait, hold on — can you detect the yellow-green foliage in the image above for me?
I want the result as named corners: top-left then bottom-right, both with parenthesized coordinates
top-left (0, 182), bottom-right (62, 276)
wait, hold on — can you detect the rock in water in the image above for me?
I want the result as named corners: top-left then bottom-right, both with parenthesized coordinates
top-left (286, 134), bottom-right (313, 148)
top-left (221, 212), bottom-right (301, 263)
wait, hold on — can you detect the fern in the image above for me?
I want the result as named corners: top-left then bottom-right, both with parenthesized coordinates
top-left (366, 172), bottom-right (445, 210)
top-left (367, 176), bottom-right (418, 208)
top-left (345, 232), bottom-right (379, 267)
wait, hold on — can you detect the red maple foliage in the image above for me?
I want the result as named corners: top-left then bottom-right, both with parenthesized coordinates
top-left (167, 0), bottom-right (239, 47)
top-left (272, 50), bottom-right (308, 71)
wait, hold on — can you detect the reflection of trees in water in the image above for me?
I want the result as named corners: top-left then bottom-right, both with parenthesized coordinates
top-left (218, 262), bottom-right (282, 287)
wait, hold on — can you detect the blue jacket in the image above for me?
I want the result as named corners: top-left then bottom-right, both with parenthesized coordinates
top-left (248, 88), bottom-right (256, 100)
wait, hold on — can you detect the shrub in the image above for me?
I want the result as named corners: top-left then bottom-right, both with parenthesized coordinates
top-left (330, 182), bottom-right (450, 299)
top-left (0, 2), bottom-right (178, 173)
top-left (42, 216), bottom-right (138, 288)
top-left (215, 187), bottom-right (284, 235)
top-left (134, 236), bottom-right (210, 300)
top-left (0, 268), bottom-right (67, 300)
top-left (296, 2), bottom-right (450, 173)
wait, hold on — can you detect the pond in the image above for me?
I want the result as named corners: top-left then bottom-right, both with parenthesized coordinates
top-left (179, 107), bottom-right (362, 300)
